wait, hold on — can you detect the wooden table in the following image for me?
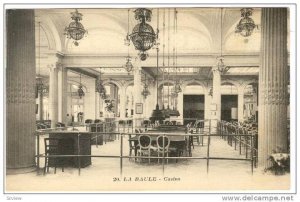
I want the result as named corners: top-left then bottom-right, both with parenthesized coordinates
top-left (49, 132), bottom-right (92, 168)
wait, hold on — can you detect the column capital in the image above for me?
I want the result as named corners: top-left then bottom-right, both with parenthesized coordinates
top-left (56, 62), bottom-right (64, 70)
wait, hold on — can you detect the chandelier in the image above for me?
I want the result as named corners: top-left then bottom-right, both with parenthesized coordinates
top-left (96, 68), bottom-right (107, 99)
top-left (64, 9), bottom-right (87, 46)
top-left (217, 56), bottom-right (230, 74)
top-left (123, 9), bottom-right (134, 74)
top-left (77, 74), bottom-right (85, 99)
top-left (123, 56), bottom-right (133, 74)
top-left (217, 8), bottom-right (230, 74)
top-left (235, 8), bottom-right (257, 37)
top-left (129, 8), bottom-right (157, 61)
top-left (141, 74), bottom-right (150, 99)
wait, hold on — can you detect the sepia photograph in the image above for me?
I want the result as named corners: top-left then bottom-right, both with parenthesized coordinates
top-left (1, 0), bottom-right (299, 200)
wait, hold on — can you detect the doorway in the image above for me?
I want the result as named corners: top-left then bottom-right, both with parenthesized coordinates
top-left (183, 95), bottom-right (204, 125)
top-left (221, 95), bottom-right (238, 121)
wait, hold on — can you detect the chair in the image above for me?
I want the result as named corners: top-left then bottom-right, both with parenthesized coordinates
top-left (44, 138), bottom-right (64, 175)
top-left (156, 136), bottom-right (171, 164)
top-left (137, 135), bottom-right (154, 164)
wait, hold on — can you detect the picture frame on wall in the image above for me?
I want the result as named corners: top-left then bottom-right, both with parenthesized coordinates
top-left (135, 103), bottom-right (143, 114)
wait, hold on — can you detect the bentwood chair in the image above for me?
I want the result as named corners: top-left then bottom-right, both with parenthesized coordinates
top-left (137, 135), bottom-right (154, 164)
top-left (44, 138), bottom-right (64, 175)
top-left (156, 136), bottom-right (171, 164)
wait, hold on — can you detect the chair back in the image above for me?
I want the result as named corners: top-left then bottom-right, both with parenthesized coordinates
top-left (138, 135), bottom-right (152, 149)
top-left (44, 138), bottom-right (60, 155)
top-left (157, 136), bottom-right (170, 151)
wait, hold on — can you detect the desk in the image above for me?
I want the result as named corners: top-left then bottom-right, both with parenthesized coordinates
top-left (49, 132), bottom-right (91, 168)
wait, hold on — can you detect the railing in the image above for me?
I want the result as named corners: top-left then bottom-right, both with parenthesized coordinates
top-left (35, 119), bottom-right (257, 176)
top-left (218, 121), bottom-right (258, 167)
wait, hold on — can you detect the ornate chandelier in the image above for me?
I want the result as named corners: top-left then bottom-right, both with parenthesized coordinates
top-left (96, 68), bottom-right (107, 99)
top-left (123, 9), bottom-right (133, 74)
top-left (217, 56), bottom-right (230, 74)
top-left (64, 9), bottom-right (87, 46)
top-left (78, 74), bottom-right (85, 99)
top-left (235, 8), bottom-right (257, 37)
top-left (123, 56), bottom-right (133, 74)
top-left (129, 8), bottom-right (157, 61)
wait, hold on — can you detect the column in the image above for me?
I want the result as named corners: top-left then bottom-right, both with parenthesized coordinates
top-left (258, 8), bottom-right (288, 168)
top-left (6, 10), bottom-right (36, 173)
top-left (57, 64), bottom-right (68, 124)
top-left (211, 67), bottom-right (221, 134)
top-left (48, 64), bottom-right (58, 128)
top-left (238, 87), bottom-right (244, 122)
top-left (204, 87), bottom-right (211, 120)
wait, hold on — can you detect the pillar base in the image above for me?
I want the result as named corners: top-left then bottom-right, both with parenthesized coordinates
top-left (6, 166), bottom-right (36, 175)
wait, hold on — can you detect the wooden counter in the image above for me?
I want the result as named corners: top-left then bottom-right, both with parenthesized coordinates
top-left (49, 132), bottom-right (91, 168)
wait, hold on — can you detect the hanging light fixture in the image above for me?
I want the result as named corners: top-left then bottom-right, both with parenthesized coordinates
top-left (96, 68), bottom-right (107, 99)
top-left (78, 73), bottom-right (85, 99)
top-left (64, 9), bottom-right (87, 46)
top-left (150, 8), bottom-right (165, 124)
top-left (160, 8), bottom-right (171, 119)
top-left (235, 8), bottom-right (257, 37)
top-left (217, 8), bottom-right (230, 74)
top-left (141, 73), bottom-right (150, 99)
top-left (173, 9), bottom-right (182, 94)
top-left (123, 9), bottom-right (134, 74)
top-left (129, 8), bottom-right (157, 61)
top-left (168, 8), bottom-right (180, 117)
top-left (36, 21), bottom-right (44, 94)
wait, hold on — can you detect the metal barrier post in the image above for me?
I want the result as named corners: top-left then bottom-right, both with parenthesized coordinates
top-left (250, 135), bottom-right (254, 174)
top-left (239, 128), bottom-right (242, 155)
top-left (206, 135), bottom-right (211, 174)
top-left (77, 133), bottom-right (81, 176)
top-left (95, 123), bottom-right (98, 148)
top-left (162, 134), bottom-right (165, 175)
top-left (120, 134), bottom-right (123, 176)
top-left (36, 133), bottom-right (40, 174)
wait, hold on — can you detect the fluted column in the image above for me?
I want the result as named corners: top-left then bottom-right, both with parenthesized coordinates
top-left (48, 64), bottom-right (59, 128)
top-left (238, 87), bottom-right (244, 122)
top-left (57, 63), bottom-right (68, 124)
top-left (258, 8), bottom-right (288, 168)
top-left (6, 10), bottom-right (36, 173)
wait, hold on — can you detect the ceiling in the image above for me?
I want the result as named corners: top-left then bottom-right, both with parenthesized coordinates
top-left (33, 7), bottom-right (290, 80)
